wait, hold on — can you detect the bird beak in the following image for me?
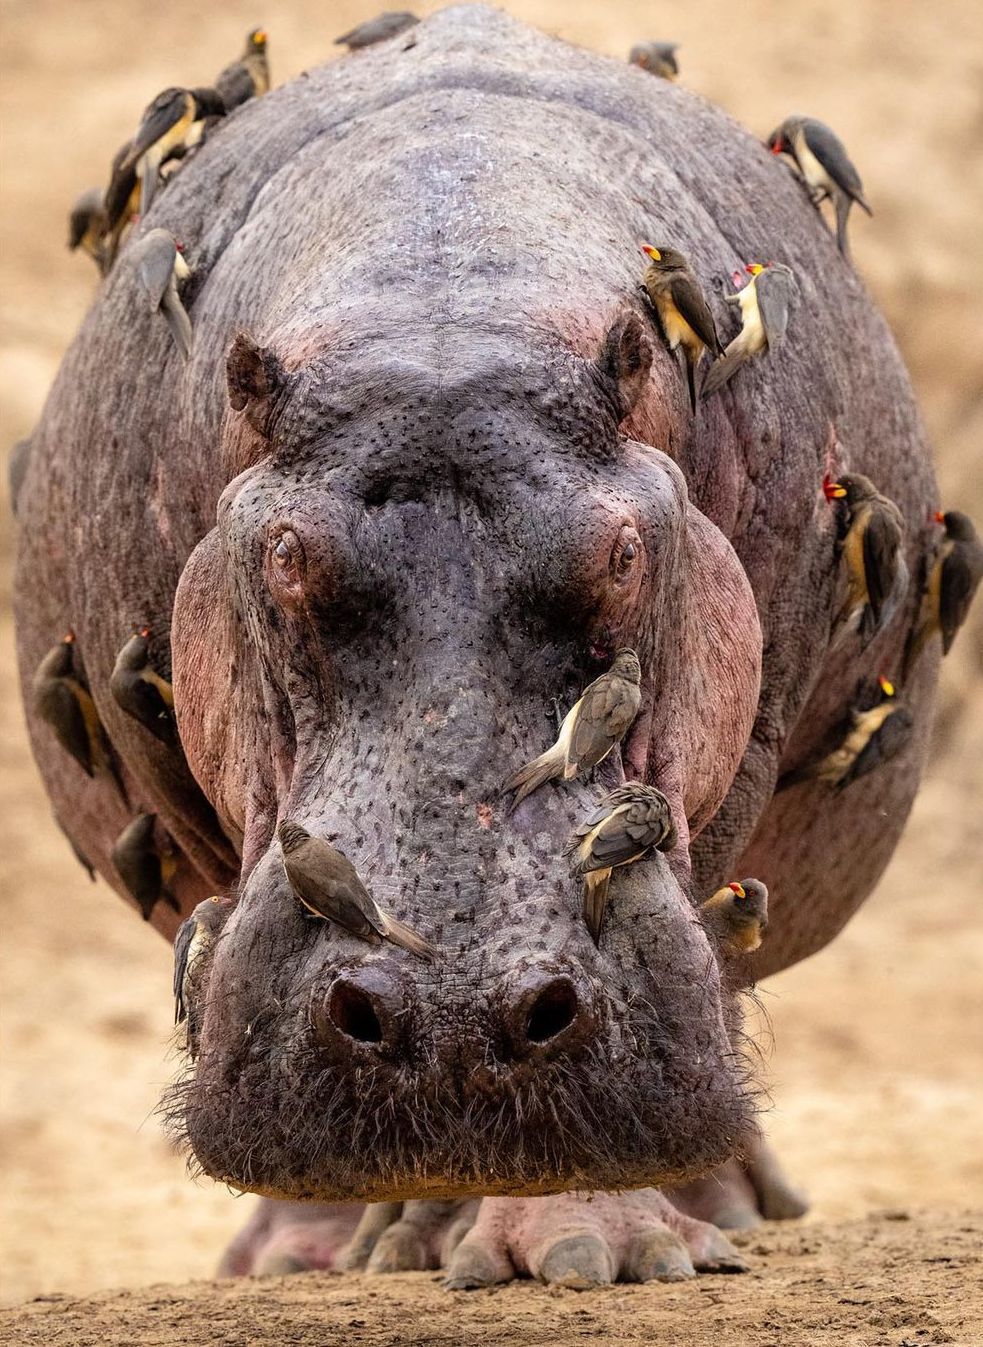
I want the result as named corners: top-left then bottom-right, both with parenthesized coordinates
top-left (641, 245), bottom-right (661, 261)
top-left (823, 475), bottom-right (847, 501)
top-left (933, 511), bottom-right (945, 524)
top-left (878, 676), bottom-right (895, 697)
top-left (728, 882), bottom-right (746, 898)
top-left (746, 263), bottom-right (764, 276)
top-left (769, 141), bottom-right (783, 155)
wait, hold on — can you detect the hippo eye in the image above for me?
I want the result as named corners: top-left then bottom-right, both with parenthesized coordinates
top-left (269, 529), bottom-right (304, 587)
top-left (611, 526), bottom-right (643, 582)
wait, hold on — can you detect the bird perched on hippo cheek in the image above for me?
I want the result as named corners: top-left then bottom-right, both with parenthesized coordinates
top-left (501, 649), bottom-right (642, 810)
top-left (904, 510), bottom-right (983, 677)
top-left (639, 245), bottom-right (723, 413)
top-left (777, 676), bottom-right (913, 794)
top-left (824, 472), bottom-right (908, 651)
top-left (766, 115), bottom-right (872, 260)
top-left (700, 880), bottom-right (769, 956)
top-left (702, 261), bottom-right (797, 399)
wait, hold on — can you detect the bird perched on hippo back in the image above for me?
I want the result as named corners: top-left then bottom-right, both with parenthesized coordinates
top-left (278, 821), bottom-right (435, 960)
top-left (130, 229), bottom-right (194, 361)
top-left (777, 676), bottom-right (913, 794)
top-left (113, 85), bottom-right (226, 218)
top-left (565, 784), bottom-right (677, 943)
top-left (215, 28), bottom-right (271, 110)
top-left (501, 649), bottom-right (642, 810)
top-left (767, 115), bottom-right (872, 259)
top-left (700, 880), bottom-right (769, 956)
top-left (825, 472), bottom-right (909, 649)
top-left (110, 626), bottom-right (178, 745)
top-left (640, 245), bottom-right (723, 413)
top-left (67, 187), bottom-right (108, 275)
top-left (111, 812), bottom-right (180, 920)
top-left (904, 511), bottom-right (983, 677)
top-left (335, 11), bottom-right (419, 50)
top-left (702, 262), bottom-right (797, 399)
top-left (628, 42), bottom-right (679, 80)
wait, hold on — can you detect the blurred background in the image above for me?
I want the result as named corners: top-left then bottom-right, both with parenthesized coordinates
top-left (1, 0), bottom-right (981, 1305)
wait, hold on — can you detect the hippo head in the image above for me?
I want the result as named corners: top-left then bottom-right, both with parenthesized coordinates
top-left (168, 310), bottom-right (762, 1201)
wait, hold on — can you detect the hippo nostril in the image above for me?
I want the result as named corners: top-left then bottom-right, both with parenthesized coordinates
top-left (525, 977), bottom-right (579, 1044)
top-left (328, 981), bottom-right (383, 1044)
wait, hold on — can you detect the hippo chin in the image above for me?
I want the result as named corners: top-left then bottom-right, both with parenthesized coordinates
top-left (15, 4), bottom-right (937, 1280)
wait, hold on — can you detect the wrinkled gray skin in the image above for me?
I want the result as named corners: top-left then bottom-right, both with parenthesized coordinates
top-left (14, 6), bottom-right (938, 1285)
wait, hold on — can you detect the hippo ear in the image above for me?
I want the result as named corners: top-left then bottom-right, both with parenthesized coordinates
top-left (595, 313), bottom-right (654, 422)
top-left (226, 333), bottom-right (284, 436)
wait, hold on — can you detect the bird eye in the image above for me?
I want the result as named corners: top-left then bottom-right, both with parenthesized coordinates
top-left (269, 529), bottom-right (304, 588)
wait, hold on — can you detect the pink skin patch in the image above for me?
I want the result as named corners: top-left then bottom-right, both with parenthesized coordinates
top-left (475, 802), bottom-right (494, 830)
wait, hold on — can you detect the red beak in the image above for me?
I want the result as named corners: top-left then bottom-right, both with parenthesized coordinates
top-left (822, 473), bottom-right (846, 501)
top-left (933, 511), bottom-right (945, 524)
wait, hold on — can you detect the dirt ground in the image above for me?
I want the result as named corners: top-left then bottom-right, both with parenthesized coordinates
top-left (1, 0), bottom-right (981, 1341)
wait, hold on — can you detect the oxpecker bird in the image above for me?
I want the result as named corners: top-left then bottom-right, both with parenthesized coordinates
top-left (702, 262), bottom-right (796, 397)
top-left (335, 12), bottom-right (419, 50)
top-left (700, 879), bottom-right (769, 954)
top-left (173, 895), bottom-right (230, 1031)
top-left (32, 632), bottom-right (121, 791)
top-left (777, 676), bottom-right (913, 793)
top-left (68, 187), bottom-right (108, 274)
top-left (640, 245), bottom-right (722, 412)
top-left (767, 116), bottom-right (872, 258)
top-left (278, 820), bottom-right (435, 960)
top-left (130, 229), bottom-right (194, 360)
top-left (825, 472), bottom-right (908, 649)
top-left (904, 511), bottom-right (983, 676)
top-left (501, 649), bottom-right (643, 809)
top-left (111, 813), bottom-right (180, 920)
top-left (118, 86), bottom-right (226, 217)
top-left (628, 42), bottom-right (679, 79)
top-left (565, 783), bottom-right (677, 942)
top-left (215, 27), bottom-right (271, 109)
top-left (110, 626), bottom-right (177, 744)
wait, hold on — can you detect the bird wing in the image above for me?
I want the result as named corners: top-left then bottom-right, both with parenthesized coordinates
top-left (568, 675), bottom-right (640, 773)
top-left (576, 803), bottom-right (658, 873)
top-left (801, 120), bottom-right (868, 206)
top-left (172, 915), bottom-right (197, 1022)
top-left (755, 268), bottom-right (794, 350)
top-left (215, 63), bottom-right (254, 110)
top-left (668, 275), bottom-right (720, 353)
top-left (938, 542), bottom-right (983, 653)
top-left (135, 233), bottom-right (178, 312)
top-left (861, 505), bottom-right (904, 625)
top-left (286, 845), bottom-right (383, 939)
top-left (35, 680), bottom-right (94, 774)
top-left (131, 89), bottom-right (189, 160)
top-left (838, 707), bottom-right (913, 790)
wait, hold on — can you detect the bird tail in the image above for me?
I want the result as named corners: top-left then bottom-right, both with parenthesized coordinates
top-left (582, 871), bottom-right (611, 945)
top-left (855, 192), bottom-right (873, 217)
top-left (686, 357), bottom-right (699, 414)
top-left (701, 338), bottom-right (749, 399)
top-left (138, 148), bottom-right (162, 217)
top-left (381, 914), bottom-right (436, 962)
top-left (500, 747), bottom-right (563, 812)
top-left (163, 293), bottom-right (193, 361)
top-left (834, 193), bottom-right (853, 260)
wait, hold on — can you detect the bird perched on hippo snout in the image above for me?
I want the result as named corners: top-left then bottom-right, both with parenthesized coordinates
top-left (565, 784), bottom-right (677, 943)
top-left (777, 676), bottom-right (913, 793)
top-left (702, 262), bottom-right (796, 399)
top-left (904, 511), bottom-right (983, 677)
top-left (628, 42), bottom-right (680, 80)
top-left (640, 245), bottom-right (723, 413)
top-left (111, 813), bottom-right (180, 921)
top-left (110, 626), bottom-right (178, 745)
top-left (767, 116), bottom-right (872, 259)
top-left (335, 11), bottom-right (419, 50)
top-left (130, 229), bottom-right (194, 361)
top-left (32, 631), bottom-right (124, 794)
top-left (700, 880), bottom-right (769, 956)
top-left (501, 649), bottom-right (642, 810)
top-left (215, 27), bottom-right (271, 110)
top-left (278, 821), bottom-right (435, 960)
top-left (825, 472), bottom-right (908, 650)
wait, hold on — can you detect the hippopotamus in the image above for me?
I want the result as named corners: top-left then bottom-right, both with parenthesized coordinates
top-left (13, 5), bottom-right (939, 1288)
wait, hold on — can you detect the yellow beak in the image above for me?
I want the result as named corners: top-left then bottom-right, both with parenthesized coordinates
top-left (641, 245), bottom-right (661, 261)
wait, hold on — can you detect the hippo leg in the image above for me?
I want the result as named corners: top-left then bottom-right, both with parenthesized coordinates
top-left (668, 1131), bottom-right (809, 1230)
top-left (443, 1191), bottom-right (747, 1290)
top-left (216, 1200), bottom-right (365, 1277)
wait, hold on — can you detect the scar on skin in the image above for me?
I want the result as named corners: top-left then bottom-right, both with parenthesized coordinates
top-left (476, 802), bottom-right (494, 830)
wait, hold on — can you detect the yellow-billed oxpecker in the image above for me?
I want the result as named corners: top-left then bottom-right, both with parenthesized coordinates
top-left (825, 472), bottom-right (908, 649)
top-left (111, 812), bottom-right (180, 921)
top-left (777, 676), bottom-right (912, 793)
top-left (904, 511), bottom-right (983, 676)
top-left (335, 11), bottom-right (419, 50)
top-left (215, 27), bottom-right (271, 110)
top-left (700, 879), bottom-right (769, 955)
top-left (278, 820), bottom-right (435, 960)
top-left (702, 262), bottom-right (796, 398)
top-left (640, 244), bottom-right (723, 412)
top-left (565, 784), bottom-right (677, 943)
top-left (131, 229), bottom-right (194, 361)
top-left (110, 626), bottom-right (177, 745)
top-left (767, 116), bottom-right (872, 259)
top-left (628, 42), bottom-right (680, 79)
top-left (501, 649), bottom-right (642, 809)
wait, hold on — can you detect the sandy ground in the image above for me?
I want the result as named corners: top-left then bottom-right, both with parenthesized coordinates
top-left (1, 0), bottom-right (982, 1338)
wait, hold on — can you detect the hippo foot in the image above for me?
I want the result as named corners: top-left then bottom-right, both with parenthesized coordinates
top-left (217, 1199), bottom-right (365, 1277)
top-left (443, 1189), bottom-right (747, 1290)
top-left (338, 1200), bottom-right (478, 1273)
top-left (668, 1134), bottom-right (809, 1231)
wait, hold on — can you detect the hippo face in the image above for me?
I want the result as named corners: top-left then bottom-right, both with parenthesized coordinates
top-left (168, 313), bottom-right (762, 1201)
